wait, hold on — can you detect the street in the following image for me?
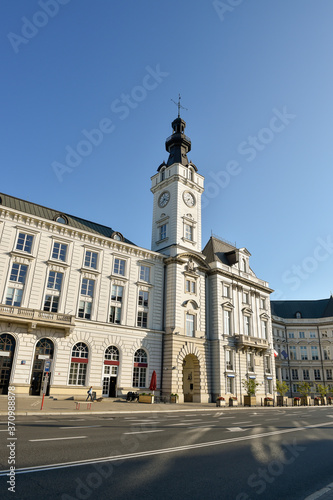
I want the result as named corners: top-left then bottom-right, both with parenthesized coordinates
top-left (1, 407), bottom-right (333, 499)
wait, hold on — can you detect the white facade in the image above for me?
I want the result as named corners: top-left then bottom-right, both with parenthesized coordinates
top-left (0, 115), bottom-right (275, 403)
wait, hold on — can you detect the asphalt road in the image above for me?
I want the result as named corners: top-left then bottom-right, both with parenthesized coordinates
top-left (1, 407), bottom-right (333, 500)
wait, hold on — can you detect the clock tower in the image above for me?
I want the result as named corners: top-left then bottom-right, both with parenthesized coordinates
top-left (151, 115), bottom-right (204, 256)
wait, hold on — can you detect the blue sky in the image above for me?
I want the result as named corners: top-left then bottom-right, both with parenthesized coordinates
top-left (1, 0), bottom-right (333, 300)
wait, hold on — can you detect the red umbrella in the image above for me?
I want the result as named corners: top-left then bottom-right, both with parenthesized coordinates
top-left (149, 370), bottom-right (157, 391)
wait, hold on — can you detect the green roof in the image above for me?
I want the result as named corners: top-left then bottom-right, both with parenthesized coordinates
top-left (0, 193), bottom-right (135, 245)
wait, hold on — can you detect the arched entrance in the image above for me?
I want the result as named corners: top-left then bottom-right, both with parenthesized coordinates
top-left (102, 346), bottom-right (120, 397)
top-left (182, 354), bottom-right (200, 402)
top-left (30, 338), bottom-right (54, 396)
top-left (0, 334), bottom-right (16, 395)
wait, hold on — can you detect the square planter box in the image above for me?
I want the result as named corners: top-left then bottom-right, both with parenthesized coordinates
top-left (264, 399), bottom-right (274, 406)
top-left (139, 395), bottom-right (154, 404)
top-left (229, 399), bottom-right (238, 407)
top-left (170, 396), bottom-right (178, 404)
top-left (244, 396), bottom-right (257, 407)
top-left (293, 399), bottom-right (301, 406)
top-left (314, 399), bottom-right (322, 406)
top-left (216, 399), bottom-right (226, 407)
top-left (301, 397), bottom-right (311, 406)
top-left (276, 396), bottom-right (287, 407)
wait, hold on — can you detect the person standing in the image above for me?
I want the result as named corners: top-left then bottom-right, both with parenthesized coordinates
top-left (86, 386), bottom-right (93, 401)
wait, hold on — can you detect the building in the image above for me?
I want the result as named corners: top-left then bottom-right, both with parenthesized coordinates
top-left (0, 114), bottom-right (275, 402)
top-left (271, 298), bottom-right (333, 397)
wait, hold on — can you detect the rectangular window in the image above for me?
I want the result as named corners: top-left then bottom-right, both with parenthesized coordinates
top-left (5, 288), bottom-right (23, 307)
top-left (223, 284), bottom-right (230, 298)
top-left (243, 292), bottom-right (249, 304)
top-left (224, 310), bottom-right (231, 335)
top-left (139, 265), bottom-right (150, 282)
top-left (9, 263), bottom-right (27, 284)
top-left (293, 384), bottom-right (298, 394)
top-left (160, 224), bottom-right (167, 240)
top-left (289, 346), bottom-right (297, 360)
top-left (16, 232), bottom-right (33, 253)
top-left (78, 300), bottom-right (92, 320)
top-left (227, 377), bottom-right (234, 393)
top-left (110, 305), bottom-right (121, 324)
top-left (288, 332), bottom-right (294, 339)
top-left (111, 285), bottom-right (123, 302)
top-left (303, 369), bottom-right (310, 380)
top-left (326, 369), bottom-right (332, 380)
top-left (47, 271), bottom-right (63, 291)
top-left (138, 291), bottom-right (149, 307)
top-left (300, 346), bottom-right (308, 360)
top-left (80, 278), bottom-right (94, 297)
top-left (244, 316), bottom-right (250, 336)
top-left (323, 348), bottom-right (330, 360)
top-left (184, 224), bottom-right (193, 241)
top-left (84, 250), bottom-right (98, 269)
top-left (133, 367), bottom-right (146, 388)
top-left (261, 320), bottom-right (267, 339)
top-left (186, 313), bottom-right (195, 337)
top-left (309, 331), bottom-right (316, 338)
top-left (299, 332), bottom-right (305, 339)
top-left (52, 242), bottom-right (67, 261)
top-left (185, 279), bottom-right (195, 294)
top-left (264, 357), bottom-right (271, 373)
top-left (260, 298), bottom-right (266, 309)
top-left (247, 353), bottom-right (254, 372)
top-left (291, 369), bottom-right (298, 380)
top-left (226, 350), bottom-right (233, 371)
top-left (113, 258), bottom-right (125, 276)
top-left (43, 294), bottom-right (59, 313)
top-left (314, 369), bottom-right (321, 380)
top-left (137, 311), bottom-right (148, 328)
top-left (311, 346), bottom-right (319, 360)
top-left (69, 362), bottom-right (87, 385)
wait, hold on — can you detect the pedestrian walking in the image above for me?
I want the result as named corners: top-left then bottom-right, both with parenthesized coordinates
top-left (86, 386), bottom-right (93, 401)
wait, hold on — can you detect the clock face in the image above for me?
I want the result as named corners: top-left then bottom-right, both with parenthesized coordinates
top-left (158, 191), bottom-right (170, 208)
top-left (183, 191), bottom-right (196, 207)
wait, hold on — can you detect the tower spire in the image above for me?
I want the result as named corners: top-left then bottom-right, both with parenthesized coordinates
top-left (165, 96), bottom-right (191, 166)
top-left (171, 94), bottom-right (188, 118)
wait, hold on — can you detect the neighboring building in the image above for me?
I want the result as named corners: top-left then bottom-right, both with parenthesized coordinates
top-left (0, 114), bottom-right (275, 402)
top-left (271, 298), bottom-right (333, 397)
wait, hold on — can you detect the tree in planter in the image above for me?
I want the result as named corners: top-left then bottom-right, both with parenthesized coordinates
top-left (276, 381), bottom-right (289, 398)
top-left (316, 384), bottom-right (329, 402)
top-left (297, 382), bottom-right (311, 405)
top-left (242, 379), bottom-right (259, 396)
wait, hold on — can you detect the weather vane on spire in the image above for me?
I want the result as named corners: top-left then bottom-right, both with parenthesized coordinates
top-left (171, 94), bottom-right (188, 118)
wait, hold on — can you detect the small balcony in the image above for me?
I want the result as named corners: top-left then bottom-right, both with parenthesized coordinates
top-left (234, 334), bottom-right (269, 351)
top-left (0, 305), bottom-right (75, 335)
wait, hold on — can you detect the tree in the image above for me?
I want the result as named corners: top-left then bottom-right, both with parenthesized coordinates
top-left (316, 384), bottom-right (329, 399)
top-left (242, 378), bottom-right (259, 396)
top-left (297, 382), bottom-right (311, 397)
top-left (276, 380), bottom-right (289, 397)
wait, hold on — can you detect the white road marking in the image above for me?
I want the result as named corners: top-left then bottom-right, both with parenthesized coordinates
top-left (4, 420), bottom-right (332, 476)
top-left (29, 436), bottom-right (87, 442)
top-left (124, 430), bottom-right (164, 435)
top-left (234, 421), bottom-right (252, 425)
top-left (59, 425), bottom-right (102, 429)
top-left (227, 427), bottom-right (246, 432)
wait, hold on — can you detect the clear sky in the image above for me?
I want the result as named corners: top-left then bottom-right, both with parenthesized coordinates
top-left (1, 0), bottom-right (333, 301)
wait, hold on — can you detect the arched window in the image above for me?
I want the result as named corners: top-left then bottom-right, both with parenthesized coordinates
top-left (69, 342), bottom-right (88, 385)
top-left (133, 349), bottom-right (147, 388)
top-left (105, 346), bottom-right (119, 362)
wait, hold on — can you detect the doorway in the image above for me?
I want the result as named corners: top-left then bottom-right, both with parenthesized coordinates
top-left (0, 334), bottom-right (16, 395)
top-left (30, 338), bottom-right (54, 396)
top-left (182, 354), bottom-right (200, 402)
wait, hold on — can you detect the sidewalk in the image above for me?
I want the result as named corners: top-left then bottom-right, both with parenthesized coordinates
top-left (1, 395), bottom-right (328, 416)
